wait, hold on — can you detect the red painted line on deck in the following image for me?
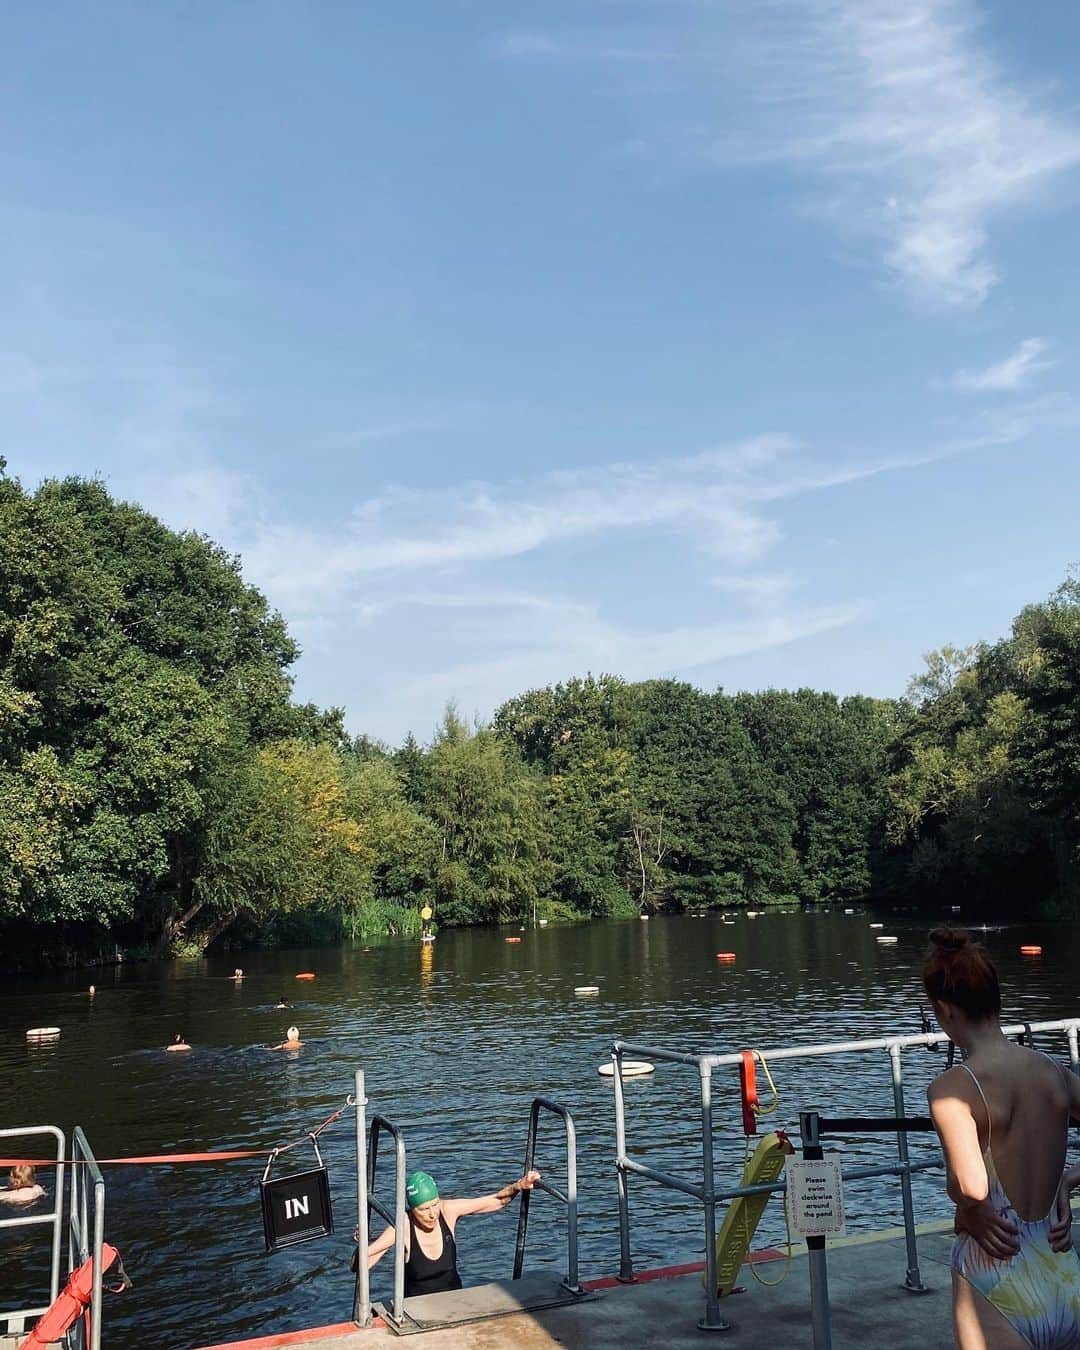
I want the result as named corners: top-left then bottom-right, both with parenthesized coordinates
top-left (194, 1253), bottom-right (786, 1347)
top-left (192, 1319), bottom-right (385, 1349)
top-left (581, 1248), bottom-right (784, 1292)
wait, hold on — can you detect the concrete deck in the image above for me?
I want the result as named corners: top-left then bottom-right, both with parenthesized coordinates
top-left (195, 1216), bottom-right (1080, 1350)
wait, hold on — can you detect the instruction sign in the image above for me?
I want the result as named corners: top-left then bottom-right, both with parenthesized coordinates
top-left (261, 1166), bottom-right (334, 1252)
top-left (785, 1158), bottom-right (846, 1238)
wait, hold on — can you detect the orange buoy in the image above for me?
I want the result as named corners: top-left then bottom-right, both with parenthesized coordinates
top-left (295, 972), bottom-right (316, 980)
top-left (505, 937), bottom-right (522, 944)
top-left (1019, 945), bottom-right (1042, 956)
top-left (716, 952), bottom-right (736, 962)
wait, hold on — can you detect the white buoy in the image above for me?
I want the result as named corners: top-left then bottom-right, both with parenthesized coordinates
top-left (639, 914), bottom-right (650, 921)
top-left (598, 1060), bottom-right (655, 1078)
top-left (574, 985), bottom-right (600, 996)
top-left (869, 922), bottom-right (883, 929)
top-left (26, 1027), bottom-right (61, 1042)
top-left (844, 908), bottom-right (854, 915)
top-left (539, 919), bottom-right (549, 926)
top-left (876, 935), bottom-right (899, 944)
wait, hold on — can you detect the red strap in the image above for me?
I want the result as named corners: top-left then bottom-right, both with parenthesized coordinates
top-left (0, 1150), bottom-right (269, 1167)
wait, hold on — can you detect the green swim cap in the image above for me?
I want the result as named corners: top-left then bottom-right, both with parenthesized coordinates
top-left (406, 1171), bottom-right (439, 1208)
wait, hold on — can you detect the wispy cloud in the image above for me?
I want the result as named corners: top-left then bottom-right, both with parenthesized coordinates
top-left (223, 423), bottom-right (1033, 626)
top-left (397, 604), bottom-right (865, 717)
top-left (504, 1), bottom-right (1080, 308)
top-left (711, 573), bottom-right (794, 604)
top-left (944, 337), bottom-right (1053, 392)
top-left (778, 0), bottom-right (1080, 307)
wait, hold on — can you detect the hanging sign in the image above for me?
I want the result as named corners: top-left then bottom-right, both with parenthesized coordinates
top-left (261, 1142), bottom-right (334, 1252)
top-left (785, 1158), bottom-right (846, 1238)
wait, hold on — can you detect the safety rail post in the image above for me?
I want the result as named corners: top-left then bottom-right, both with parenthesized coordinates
top-left (353, 1070), bottom-right (371, 1328)
top-left (698, 1059), bottom-right (728, 1332)
top-left (612, 1045), bottom-right (635, 1282)
top-left (512, 1097), bottom-right (583, 1294)
top-left (0, 1126), bottom-right (65, 1339)
top-left (69, 1126), bottom-right (106, 1350)
top-left (800, 1110), bottom-right (832, 1350)
top-left (368, 1114), bottom-right (408, 1325)
top-left (888, 1044), bottom-right (925, 1292)
top-left (1068, 1024), bottom-right (1079, 1075)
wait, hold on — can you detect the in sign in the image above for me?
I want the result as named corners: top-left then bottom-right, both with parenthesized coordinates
top-left (261, 1166), bottom-right (334, 1253)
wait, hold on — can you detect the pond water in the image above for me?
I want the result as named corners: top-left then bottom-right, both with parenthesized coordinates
top-left (1, 911), bottom-right (1076, 1349)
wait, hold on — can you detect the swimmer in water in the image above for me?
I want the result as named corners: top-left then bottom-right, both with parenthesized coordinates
top-left (357, 1168), bottom-right (541, 1295)
top-left (272, 1026), bottom-right (303, 1050)
top-left (166, 1034), bottom-right (191, 1052)
top-left (0, 1165), bottom-right (45, 1205)
top-left (233, 968), bottom-right (244, 981)
top-left (273, 997), bottom-right (291, 1010)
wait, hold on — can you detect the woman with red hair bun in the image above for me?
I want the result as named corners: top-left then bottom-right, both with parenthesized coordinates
top-left (924, 928), bottom-right (1080, 1348)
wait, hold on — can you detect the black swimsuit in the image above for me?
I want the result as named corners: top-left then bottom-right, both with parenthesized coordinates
top-left (404, 1212), bottom-right (462, 1297)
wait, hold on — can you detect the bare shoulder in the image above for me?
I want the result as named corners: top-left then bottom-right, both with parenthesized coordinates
top-left (927, 1065), bottom-right (975, 1103)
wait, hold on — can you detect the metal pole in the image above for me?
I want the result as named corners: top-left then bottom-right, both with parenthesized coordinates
top-left (612, 1048), bottom-right (635, 1282)
top-left (89, 1175), bottom-right (105, 1350)
top-left (513, 1100), bottom-right (539, 1280)
top-left (392, 1128), bottom-right (407, 1324)
top-left (801, 1110), bottom-right (832, 1350)
top-left (353, 1070), bottom-right (371, 1327)
top-left (698, 1061), bottom-right (728, 1332)
top-left (564, 1107), bottom-right (581, 1293)
top-left (1067, 1025), bottom-right (1079, 1074)
top-left (889, 1045), bottom-right (924, 1292)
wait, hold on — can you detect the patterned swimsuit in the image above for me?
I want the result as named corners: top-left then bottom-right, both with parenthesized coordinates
top-left (951, 1062), bottom-right (1080, 1349)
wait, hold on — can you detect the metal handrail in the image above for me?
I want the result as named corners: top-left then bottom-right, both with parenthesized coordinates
top-left (358, 1105), bottom-right (408, 1327)
top-left (69, 1126), bottom-right (106, 1350)
top-left (512, 1097), bottom-right (582, 1293)
top-left (612, 1016), bottom-right (1080, 1333)
top-left (0, 1125), bottom-right (65, 1338)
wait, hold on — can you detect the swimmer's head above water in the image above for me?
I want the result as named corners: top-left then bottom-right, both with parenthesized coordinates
top-left (406, 1170), bottom-right (441, 1228)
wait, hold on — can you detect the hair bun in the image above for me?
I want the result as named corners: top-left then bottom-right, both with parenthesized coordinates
top-left (929, 927), bottom-right (970, 954)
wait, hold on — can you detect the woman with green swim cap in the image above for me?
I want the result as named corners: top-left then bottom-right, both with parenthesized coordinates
top-left (360, 1166), bottom-right (541, 1297)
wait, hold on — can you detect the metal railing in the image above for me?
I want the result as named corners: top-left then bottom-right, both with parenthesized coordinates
top-left (68, 1126), bottom-right (107, 1350)
top-left (612, 1017), bottom-right (1080, 1333)
top-left (353, 1073), bottom-right (583, 1330)
top-left (512, 1097), bottom-right (582, 1293)
top-left (0, 1125), bottom-right (65, 1340)
top-left (353, 1069), bottom-right (408, 1330)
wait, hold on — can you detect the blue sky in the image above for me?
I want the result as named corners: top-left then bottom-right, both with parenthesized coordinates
top-left (5, 0), bottom-right (1080, 743)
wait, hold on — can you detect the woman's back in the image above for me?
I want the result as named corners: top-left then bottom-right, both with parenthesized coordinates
top-left (956, 1040), bottom-right (1070, 1221)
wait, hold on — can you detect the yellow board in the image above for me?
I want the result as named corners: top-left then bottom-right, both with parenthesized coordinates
top-left (708, 1131), bottom-right (794, 1295)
